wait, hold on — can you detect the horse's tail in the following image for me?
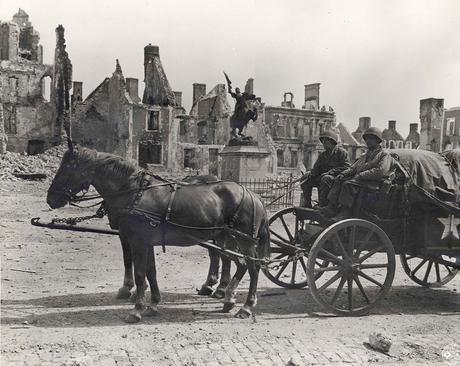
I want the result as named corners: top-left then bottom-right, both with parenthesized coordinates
top-left (257, 217), bottom-right (270, 262)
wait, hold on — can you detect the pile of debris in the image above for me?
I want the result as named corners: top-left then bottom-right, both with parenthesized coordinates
top-left (0, 144), bottom-right (67, 181)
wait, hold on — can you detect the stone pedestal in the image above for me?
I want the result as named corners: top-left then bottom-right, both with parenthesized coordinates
top-left (219, 144), bottom-right (270, 181)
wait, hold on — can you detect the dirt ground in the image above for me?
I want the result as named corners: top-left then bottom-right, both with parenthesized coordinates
top-left (1, 179), bottom-right (459, 366)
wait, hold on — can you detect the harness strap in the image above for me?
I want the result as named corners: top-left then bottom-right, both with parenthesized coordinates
top-left (161, 183), bottom-right (178, 253)
top-left (228, 185), bottom-right (246, 228)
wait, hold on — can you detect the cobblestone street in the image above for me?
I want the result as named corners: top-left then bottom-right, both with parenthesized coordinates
top-left (1, 181), bottom-right (459, 366)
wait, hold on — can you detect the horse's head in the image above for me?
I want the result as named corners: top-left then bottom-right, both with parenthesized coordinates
top-left (47, 147), bottom-right (93, 209)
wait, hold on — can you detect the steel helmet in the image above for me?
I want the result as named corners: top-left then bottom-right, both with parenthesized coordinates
top-left (319, 130), bottom-right (338, 144)
top-left (362, 127), bottom-right (383, 143)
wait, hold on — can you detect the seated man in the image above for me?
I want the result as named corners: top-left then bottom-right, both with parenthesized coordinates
top-left (320, 127), bottom-right (396, 219)
top-left (300, 130), bottom-right (349, 208)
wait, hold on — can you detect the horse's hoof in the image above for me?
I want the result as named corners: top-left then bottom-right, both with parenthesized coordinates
top-left (197, 286), bottom-right (213, 296)
top-left (234, 307), bottom-right (251, 319)
top-left (143, 306), bottom-right (158, 317)
top-left (125, 311), bottom-right (142, 323)
top-left (211, 288), bottom-right (226, 299)
top-left (129, 292), bottom-right (137, 303)
top-left (222, 302), bottom-right (235, 313)
top-left (117, 286), bottom-right (132, 299)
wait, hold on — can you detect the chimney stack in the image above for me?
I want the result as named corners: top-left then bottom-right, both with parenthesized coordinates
top-left (144, 44), bottom-right (159, 65)
top-left (126, 78), bottom-right (140, 102)
top-left (410, 123), bottom-right (418, 132)
top-left (359, 117), bottom-right (371, 131)
top-left (173, 91), bottom-right (182, 107)
top-left (388, 120), bottom-right (396, 130)
top-left (192, 83), bottom-right (206, 104)
top-left (304, 83), bottom-right (320, 110)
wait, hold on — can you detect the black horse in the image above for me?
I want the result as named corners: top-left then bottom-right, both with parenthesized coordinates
top-left (47, 145), bottom-right (269, 322)
top-left (182, 175), bottom-right (231, 299)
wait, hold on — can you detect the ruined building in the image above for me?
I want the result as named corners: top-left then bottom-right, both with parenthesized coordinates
top-left (263, 84), bottom-right (339, 173)
top-left (405, 123), bottom-right (420, 149)
top-left (71, 45), bottom-right (242, 176)
top-left (419, 98), bottom-right (444, 152)
top-left (0, 9), bottom-right (72, 154)
top-left (382, 120), bottom-right (404, 149)
top-left (442, 106), bottom-right (460, 150)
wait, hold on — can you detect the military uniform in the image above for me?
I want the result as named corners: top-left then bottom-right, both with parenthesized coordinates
top-left (326, 128), bottom-right (396, 213)
top-left (301, 144), bottom-right (349, 207)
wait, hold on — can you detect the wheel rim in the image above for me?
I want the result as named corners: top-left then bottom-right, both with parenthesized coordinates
top-left (400, 254), bottom-right (458, 288)
top-left (262, 207), bottom-right (328, 289)
top-left (307, 219), bottom-right (396, 316)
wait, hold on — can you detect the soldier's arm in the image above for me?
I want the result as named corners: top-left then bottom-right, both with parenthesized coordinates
top-left (310, 154), bottom-right (323, 177)
top-left (355, 152), bottom-right (393, 180)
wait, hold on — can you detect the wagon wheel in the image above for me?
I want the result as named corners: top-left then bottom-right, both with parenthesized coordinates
top-left (262, 207), bottom-right (328, 289)
top-left (400, 254), bottom-right (458, 288)
top-left (307, 219), bottom-right (396, 316)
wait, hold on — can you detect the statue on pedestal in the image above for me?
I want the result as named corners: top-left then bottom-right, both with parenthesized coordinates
top-left (224, 72), bottom-right (260, 144)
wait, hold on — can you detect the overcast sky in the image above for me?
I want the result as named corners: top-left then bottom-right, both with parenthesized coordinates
top-left (2, 0), bottom-right (460, 136)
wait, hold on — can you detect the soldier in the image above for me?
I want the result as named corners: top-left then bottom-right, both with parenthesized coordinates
top-left (320, 127), bottom-right (397, 219)
top-left (300, 130), bottom-right (349, 208)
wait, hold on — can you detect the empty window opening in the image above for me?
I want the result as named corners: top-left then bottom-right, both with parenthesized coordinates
top-left (146, 110), bottom-right (160, 131)
top-left (138, 142), bottom-right (161, 166)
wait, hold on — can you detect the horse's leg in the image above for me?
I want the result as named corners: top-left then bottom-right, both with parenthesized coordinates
top-left (125, 227), bottom-right (150, 323)
top-left (235, 247), bottom-right (260, 319)
top-left (212, 254), bottom-right (230, 299)
top-left (235, 222), bottom-right (269, 318)
top-left (197, 248), bottom-right (220, 296)
top-left (222, 259), bottom-right (247, 313)
top-left (116, 234), bottom-right (134, 299)
top-left (143, 244), bottom-right (161, 317)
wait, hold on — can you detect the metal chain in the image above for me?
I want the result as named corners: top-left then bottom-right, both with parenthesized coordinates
top-left (51, 204), bottom-right (107, 226)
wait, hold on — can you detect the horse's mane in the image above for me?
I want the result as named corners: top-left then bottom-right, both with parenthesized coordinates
top-left (76, 147), bottom-right (140, 180)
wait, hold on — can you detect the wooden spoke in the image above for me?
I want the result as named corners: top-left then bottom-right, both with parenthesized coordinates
top-left (314, 265), bottom-right (341, 273)
top-left (299, 257), bottom-right (308, 275)
top-left (280, 216), bottom-right (294, 242)
top-left (354, 229), bottom-right (374, 257)
top-left (423, 261), bottom-right (433, 283)
top-left (269, 247), bottom-right (287, 254)
top-left (359, 263), bottom-right (389, 270)
top-left (348, 225), bottom-right (357, 254)
top-left (358, 244), bottom-right (386, 263)
top-left (353, 274), bottom-right (370, 304)
top-left (411, 259), bottom-right (427, 276)
top-left (274, 261), bottom-right (290, 280)
top-left (357, 270), bottom-right (384, 289)
top-left (444, 265), bottom-right (453, 275)
top-left (291, 259), bottom-right (297, 285)
top-left (318, 272), bottom-right (342, 293)
top-left (274, 253), bottom-right (288, 260)
top-left (319, 248), bottom-right (344, 265)
top-left (334, 233), bottom-right (349, 259)
top-left (270, 230), bottom-right (290, 244)
top-left (330, 276), bottom-right (347, 305)
top-left (435, 262), bottom-right (441, 283)
top-left (347, 278), bottom-right (354, 311)
top-left (405, 255), bottom-right (416, 260)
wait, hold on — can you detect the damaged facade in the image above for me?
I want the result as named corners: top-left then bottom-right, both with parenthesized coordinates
top-left (0, 9), bottom-right (71, 154)
top-left (263, 84), bottom-right (341, 174)
top-left (71, 45), bottom-right (252, 176)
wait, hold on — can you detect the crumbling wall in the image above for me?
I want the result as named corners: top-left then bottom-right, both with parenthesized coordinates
top-left (0, 57), bottom-right (54, 153)
top-left (72, 78), bottom-right (110, 150)
top-left (51, 25), bottom-right (72, 144)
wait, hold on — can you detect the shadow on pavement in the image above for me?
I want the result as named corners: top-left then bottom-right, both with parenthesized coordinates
top-left (1, 285), bottom-right (458, 328)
